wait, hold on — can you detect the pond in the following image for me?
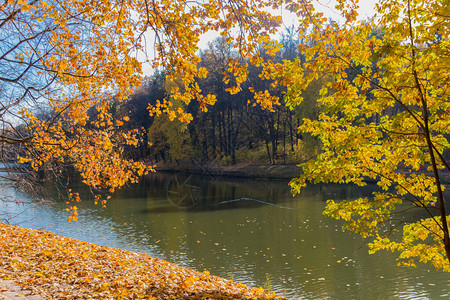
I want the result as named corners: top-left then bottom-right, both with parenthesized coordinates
top-left (1, 171), bottom-right (450, 299)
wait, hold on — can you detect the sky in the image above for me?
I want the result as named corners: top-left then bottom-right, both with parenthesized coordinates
top-left (197, 0), bottom-right (378, 54)
top-left (312, 0), bottom-right (376, 20)
top-left (201, 0), bottom-right (378, 50)
top-left (140, 0), bottom-right (378, 75)
top-left (277, 0), bottom-right (377, 32)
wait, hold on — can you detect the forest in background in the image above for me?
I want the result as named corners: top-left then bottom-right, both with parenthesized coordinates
top-left (113, 29), bottom-right (325, 167)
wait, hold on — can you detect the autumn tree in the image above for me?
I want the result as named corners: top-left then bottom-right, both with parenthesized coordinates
top-left (284, 0), bottom-right (450, 270)
top-left (148, 76), bottom-right (195, 163)
top-left (195, 38), bottom-right (251, 164)
top-left (115, 72), bottom-right (166, 161)
top-left (181, 33), bottom-right (305, 166)
top-left (1, 0), bottom-right (150, 210)
top-left (0, 0), bottom-right (293, 217)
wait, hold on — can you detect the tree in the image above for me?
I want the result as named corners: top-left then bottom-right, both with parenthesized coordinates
top-left (148, 76), bottom-right (194, 163)
top-left (284, 0), bottom-right (450, 270)
top-left (0, 0), bottom-right (290, 218)
top-left (115, 72), bottom-right (166, 161)
top-left (196, 38), bottom-right (250, 164)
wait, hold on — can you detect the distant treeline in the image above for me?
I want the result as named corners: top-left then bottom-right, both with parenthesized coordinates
top-left (113, 29), bottom-right (329, 166)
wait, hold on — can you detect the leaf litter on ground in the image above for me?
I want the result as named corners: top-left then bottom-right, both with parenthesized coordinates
top-left (0, 223), bottom-right (286, 299)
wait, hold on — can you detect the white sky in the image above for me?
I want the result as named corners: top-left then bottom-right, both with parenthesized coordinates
top-left (198, 0), bottom-right (377, 51)
top-left (140, 0), bottom-right (378, 75)
top-left (277, 0), bottom-right (377, 33)
top-left (313, 0), bottom-right (376, 20)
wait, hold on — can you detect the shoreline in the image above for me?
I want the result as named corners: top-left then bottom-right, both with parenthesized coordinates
top-left (154, 163), bottom-right (302, 180)
top-left (153, 162), bottom-right (450, 185)
top-left (0, 223), bottom-right (285, 299)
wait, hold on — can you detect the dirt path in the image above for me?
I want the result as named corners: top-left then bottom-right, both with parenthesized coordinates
top-left (0, 280), bottom-right (44, 300)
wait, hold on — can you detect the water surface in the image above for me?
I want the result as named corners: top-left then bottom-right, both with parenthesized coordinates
top-left (1, 172), bottom-right (450, 299)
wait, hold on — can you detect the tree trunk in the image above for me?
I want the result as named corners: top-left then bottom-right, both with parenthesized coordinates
top-left (289, 111), bottom-right (294, 152)
top-left (283, 114), bottom-right (286, 164)
top-left (211, 114), bottom-right (216, 158)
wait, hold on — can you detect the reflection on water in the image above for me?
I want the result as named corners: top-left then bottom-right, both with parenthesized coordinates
top-left (2, 172), bottom-right (450, 299)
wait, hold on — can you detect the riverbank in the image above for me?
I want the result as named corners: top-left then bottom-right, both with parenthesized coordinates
top-left (154, 162), bottom-right (450, 184)
top-left (0, 223), bottom-right (285, 299)
top-left (155, 162), bottom-right (302, 180)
